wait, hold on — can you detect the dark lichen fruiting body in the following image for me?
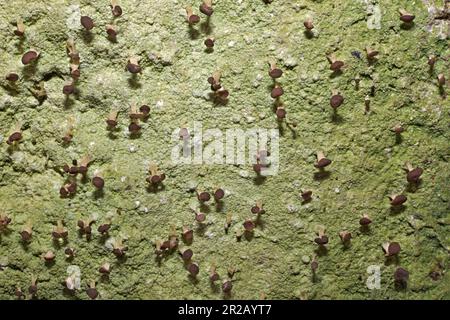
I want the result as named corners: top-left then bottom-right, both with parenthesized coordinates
top-left (214, 188), bottom-right (225, 201)
top-left (110, 0), bottom-right (123, 17)
top-left (437, 74), bottom-right (446, 86)
top-left (199, 1), bottom-right (214, 16)
top-left (405, 162), bottom-right (423, 184)
top-left (194, 210), bottom-right (206, 223)
top-left (106, 109), bottom-right (119, 128)
top-left (251, 200), bottom-right (264, 215)
top-left (187, 262), bottom-right (199, 277)
top-left (43, 250), bottom-right (55, 262)
top-left (106, 25), bottom-right (117, 40)
top-left (14, 18), bottom-right (25, 37)
top-left (301, 190), bottom-right (312, 202)
top-left (209, 265), bottom-right (220, 282)
top-left (64, 247), bottom-right (75, 258)
top-left (327, 54), bottom-right (344, 72)
top-left (303, 18), bottom-right (314, 30)
top-left (6, 131), bottom-right (22, 145)
top-left (112, 239), bottom-right (128, 258)
top-left (243, 219), bottom-right (255, 232)
top-left (330, 90), bottom-right (344, 109)
top-left (28, 276), bottom-right (38, 297)
top-left (6, 72), bottom-right (19, 82)
top-left (204, 37), bottom-right (215, 48)
top-left (222, 280), bottom-right (232, 293)
top-left (180, 248), bottom-right (193, 261)
top-left (63, 82), bottom-right (75, 95)
top-left (186, 6), bottom-right (200, 24)
top-left (314, 226), bottom-right (328, 246)
top-left (146, 162), bottom-right (166, 186)
top-left (98, 223), bottom-right (111, 235)
top-left (391, 124), bottom-right (404, 135)
top-left (182, 226), bottom-right (194, 243)
top-left (0, 214), bottom-right (11, 229)
top-left (383, 242), bottom-right (401, 257)
top-left (428, 55), bottom-right (437, 68)
top-left (52, 220), bottom-right (68, 240)
top-left (127, 57), bottom-right (141, 74)
top-left (394, 267), bottom-right (409, 287)
top-left (311, 260), bottom-right (318, 272)
top-left (271, 85), bottom-right (284, 99)
top-left (128, 121), bottom-right (141, 135)
top-left (92, 175), bottom-right (105, 189)
top-left (339, 231), bottom-right (352, 244)
top-left (99, 263), bottom-right (111, 274)
top-left (19, 223), bottom-right (32, 242)
top-left (276, 106), bottom-right (286, 120)
top-left (359, 214), bottom-right (372, 226)
top-left (86, 281), bottom-right (99, 299)
top-left (366, 47), bottom-right (379, 60)
top-left (77, 219), bottom-right (95, 237)
top-left (197, 191), bottom-right (211, 202)
top-left (139, 105), bottom-right (150, 117)
top-left (268, 61), bottom-right (283, 79)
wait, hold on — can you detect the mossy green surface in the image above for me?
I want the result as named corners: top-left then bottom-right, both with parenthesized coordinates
top-left (0, 0), bottom-right (449, 300)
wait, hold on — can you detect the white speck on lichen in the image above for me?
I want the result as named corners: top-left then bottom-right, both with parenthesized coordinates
top-left (66, 5), bottom-right (81, 30)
